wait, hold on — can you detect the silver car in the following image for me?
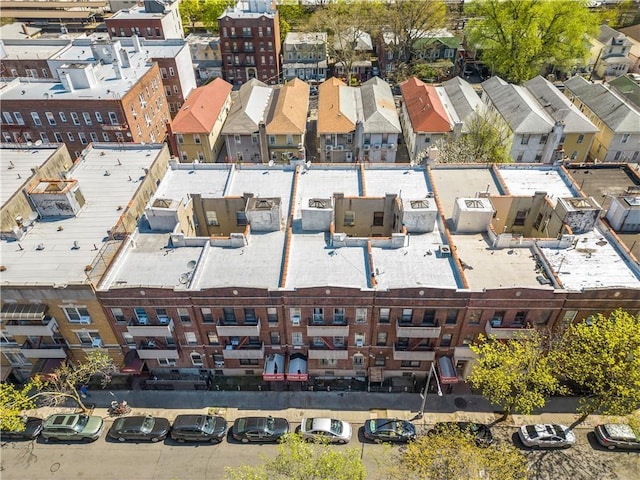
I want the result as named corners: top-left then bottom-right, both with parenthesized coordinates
top-left (299, 417), bottom-right (352, 444)
top-left (594, 424), bottom-right (640, 450)
top-left (518, 424), bottom-right (576, 449)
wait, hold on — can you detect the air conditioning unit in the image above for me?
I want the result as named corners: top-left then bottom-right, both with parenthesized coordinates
top-left (137, 317), bottom-right (148, 325)
top-left (79, 316), bottom-right (91, 325)
top-left (292, 316), bottom-right (301, 326)
top-left (91, 338), bottom-right (103, 348)
top-left (231, 339), bottom-right (239, 346)
top-left (374, 144), bottom-right (381, 150)
top-left (387, 143), bottom-right (395, 149)
top-left (215, 361), bottom-right (225, 368)
top-left (355, 339), bottom-right (364, 347)
top-left (326, 145), bottom-right (333, 151)
top-left (363, 145), bottom-right (370, 150)
top-left (158, 316), bottom-right (170, 324)
top-left (337, 145), bottom-right (344, 151)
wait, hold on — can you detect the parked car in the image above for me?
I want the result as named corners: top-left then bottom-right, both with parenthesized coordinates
top-left (430, 422), bottom-right (494, 447)
top-left (363, 418), bottom-right (416, 443)
top-left (594, 424), bottom-right (640, 450)
top-left (231, 416), bottom-right (289, 443)
top-left (1, 416), bottom-right (44, 441)
top-left (107, 415), bottom-right (170, 443)
top-left (42, 414), bottom-right (103, 443)
top-left (518, 424), bottom-right (576, 448)
top-left (170, 414), bottom-right (227, 443)
top-left (299, 417), bottom-right (352, 444)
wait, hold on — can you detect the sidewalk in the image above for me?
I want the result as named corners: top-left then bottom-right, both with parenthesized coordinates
top-left (29, 389), bottom-right (620, 430)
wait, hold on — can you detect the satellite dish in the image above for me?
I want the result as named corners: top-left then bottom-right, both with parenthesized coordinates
top-left (34, 140), bottom-right (43, 146)
top-left (268, 160), bottom-right (274, 167)
top-left (187, 260), bottom-right (197, 270)
top-left (26, 141), bottom-right (33, 147)
top-left (28, 212), bottom-right (38, 222)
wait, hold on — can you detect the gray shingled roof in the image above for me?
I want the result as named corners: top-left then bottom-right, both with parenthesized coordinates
top-left (359, 77), bottom-right (401, 134)
top-left (481, 76), bottom-right (555, 134)
top-left (222, 78), bottom-right (273, 135)
top-left (564, 75), bottom-right (640, 133)
top-left (525, 76), bottom-right (599, 134)
top-left (442, 77), bottom-right (482, 132)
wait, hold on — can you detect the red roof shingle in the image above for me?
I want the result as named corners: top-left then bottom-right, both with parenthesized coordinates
top-left (170, 78), bottom-right (233, 134)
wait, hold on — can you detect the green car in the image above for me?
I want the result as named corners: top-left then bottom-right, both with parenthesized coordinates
top-left (42, 414), bottom-right (104, 443)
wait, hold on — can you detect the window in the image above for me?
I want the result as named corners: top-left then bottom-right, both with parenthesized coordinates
top-left (102, 132), bottom-right (110, 142)
top-left (134, 308), bottom-right (148, 323)
top-left (268, 135), bottom-right (276, 145)
top-left (236, 211), bottom-right (247, 226)
top-left (207, 332), bottom-right (219, 345)
top-left (64, 307), bottom-right (91, 324)
top-left (90, 132), bottom-right (98, 143)
top-left (355, 308), bottom-right (366, 324)
top-left (169, 67), bottom-right (175, 76)
top-left (445, 310), bottom-right (458, 325)
top-left (23, 132), bottom-right (32, 143)
top-left (402, 309), bottom-right (413, 322)
top-left (622, 133), bottom-right (630, 144)
top-left (40, 133), bottom-right (50, 143)
top-left (401, 360), bottom-right (420, 368)
top-left (223, 308), bottom-right (236, 323)
top-left (201, 308), bottom-right (214, 323)
top-left (185, 332), bottom-right (198, 346)
top-left (177, 307), bottom-right (190, 323)
top-left (75, 330), bottom-right (101, 346)
top-left (423, 310), bottom-right (436, 326)
top-left (491, 311), bottom-right (505, 327)
top-left (577, 134), bottom-right (584, 144)
top-left (514, 210), bottom-right (527, 226)
top-left (290, 308), bottom-right (301, 325)
top-left (354, 333), bottom-right (365, 348)
top-left (244, 308), bottom-right (257, 325)
top-left (376, 332), bottom-right (387, 346)
top-left (194, 134), bottom-right (201, 144)
top-left (82, 112), bottom-right (92, 125)
top-left (374, 355), bottom-right (386, 367)
top-left (540, 134), bottom-right (548, 144)
top-left (462, 334), bottom-right (474, 346)
top-left (467, 310), bottom-right (481, 325)
top-left (71, 112), bottom-right (80, 125)
top-left (158, 358), bottom-right (176, 366)
top-left (311, 307), bottom-right (324, 323)
top-left (521, 134), bottom-right (530, 145)
top-left (320, 358), bottom-right (337, 367)
top-left (59, 112), bottom-right (67, 123)
top-left (54, 132), bottom-right (63, 142)
top-left (14, 112), bottom-right (24, 125)
top-left (513, 311), bottom-right (527, 326)
top-left (536, 311), bottom-right (552, 325)
top-left (78, 132), bottom-right (88, 145)
top-left (155, 28), bottom-right (161, 37)
top-left (146, 27), bottom-right (153, 36)
top-left (614, 151), bottom-right (622, 161)
top-left (108, 112), bottom-right (118, 125)
top-left (516, 152), bottom-right (524, 162)
top-left (333, 308), bottom-right (345, 324)
top-left (270, 332), bottom-right (280, 345)
top-left (173, 85), bottom-right (179, 94)
top-left (2, 112), bottom-right (13, 124)
top-left (234, 134), bottom-right (241, 145)
top-left (353, 354), bottom-right (364, 367)
top-left (45, 112), bottom-right (56, 125)
top-left (292, 331), bottom-right (303, 346)
top-left (379, 308), bottom-right (390, 324)
top-left (267, 307), bottom-right (278, 324)
top-left (111, 308), bottom-right (125, 322)
top-left (440, 333), bottom-right (453, 347)
top-left (190, 353), bottom-right (203, 366)
top-left (373, 211), bottom-right (384, 226)
top-left (344, 211), bottom-right (355, 225)
top-left (123, 333), bottom-right (135, 346)
top-left (95, 112), bottom-right (103, 123)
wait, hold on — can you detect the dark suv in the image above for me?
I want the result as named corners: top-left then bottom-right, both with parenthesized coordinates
top-left (170, 415), bottom-right (227, 443)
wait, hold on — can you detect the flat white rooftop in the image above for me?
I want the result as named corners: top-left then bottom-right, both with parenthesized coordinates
top-left (0, 145), bottom-right (61, 206)
top-left (0, 144), bottom-right (165, 286)
top-left (498, 166), bottom-right (578, 207)
top-left (0, 41), bottom-right (68, 60)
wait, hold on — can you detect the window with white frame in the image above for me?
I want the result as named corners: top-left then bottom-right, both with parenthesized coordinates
top-left (95, 112), bottom-right (103, 123)
top-left (75, 330), bottom-right (101, 346)
top-left (78, 132), bottom-right (88, 145)
top-left (177, 308), bottom-right (191, 323)
top-left (354, 332), bottom-right (365, 347)
top-left (45, 112), bottom-right (56, 125)
top-left (292, 331), bottom-right (303, 346)
top-left (70, 112), bottom-right (80, 125)
top-left (40, 132), bottom-right (49, 143)
top-left (111, 308), bottom-right (126, 322)
top-left (64, 307), bottom-right (91, 323)
top-left (4, 352), bottom-right (30, 366)
top-left (205, 211), bottom-right (219, 226)
top-left (54, 133), bottom-right (63, 142)
top-left (82, 112), bottom-right (92, 125)
top-left (234, 134), bottom-right (241, 145)
top-left (194, 134), bottom-right (201, 144)
top-left (190, 352), bottom-right (203, 366)
top-left (355, 308), bottom-right (367, 324)
top-left (108, 112), bottom-right (118, 125)
top-left (158, 358), bottom-right (176, 366)
top-left (290, 307), bottom-right (301, 325)
top-left (353, 353), bottom-right (364, 366)
top-left (185, 331), bottom-right (198, 346)
top-left (90, 132), bottom-right (98, 143)
top-left (14, 112), bottom-right (24, 125)
top-left (123, 332), bottom-right (135, 346)
top-left (102, 132), bottom-right (110, 142)
top-left (3, 112), bottom-right (13, 124)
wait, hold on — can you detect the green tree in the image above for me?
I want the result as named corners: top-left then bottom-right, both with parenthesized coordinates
top-left (278, 1), bottom-right (312, 30)
top-left (468, 330), bottom-right (565, 417)
top-left (433, 107), bottom-right (512, 163)
top-left (224, 433), bottom-right (365, 480)
top-left (554, 309), bottom-right (640, 416)
top-left (0, 350), bottom-right (116, 433)
top-left (179, 0), bottom-right (204, 33)
top-left (179, 0), bottom-right (234, 34)
top-left (466, 0), bottom-right (598, 83)
top-left (378, 426), bottom-right (528, 480)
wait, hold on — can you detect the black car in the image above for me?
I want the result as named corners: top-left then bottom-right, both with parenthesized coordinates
top-left (363, 418), bottom-right (416, 443)
top-left (107, 415), bottom-right (170, 442)
top-left (170, 414), bottom-right (227, 443)
top-left (1, 416), bottom-right (44, 441)
top-left (232, 416), bottom-right (289, 443)
top-left (430, 422), bottom-right (494, 447)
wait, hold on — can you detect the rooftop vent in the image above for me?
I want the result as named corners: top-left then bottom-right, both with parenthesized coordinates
top-left (309, 198), bottom-right (329, 208)
top-left (410, 199), bottom-right (430, 209)
top-left (465, 199), bottom-right (485, 209)
top-left (439, 245), bottom-right (451, 257)
top-left (255, 199), bottom-right (274, 209)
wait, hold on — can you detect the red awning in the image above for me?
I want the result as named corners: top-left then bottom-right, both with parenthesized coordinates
top-left (286, 353), bottom-right (308, 381)
top-left (121, 350), bottom-right (145, 375)
top-left (263, 353), bottom-right (285, 381)
top-left (437, 356), bottom-right (459, 385)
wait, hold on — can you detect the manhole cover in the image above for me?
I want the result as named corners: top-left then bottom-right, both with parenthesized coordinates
top-left (454, 397), bottom-right (468, 409)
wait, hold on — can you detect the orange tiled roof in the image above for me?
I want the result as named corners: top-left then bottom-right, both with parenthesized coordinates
top-left (170, 78), bottom-right (233, 134)
top-left (266, 78), bottom-right (309, 135)
top-left (317, 77), bottom-right (357, 134)
top-left (400, 77), bottom-right (451, 133)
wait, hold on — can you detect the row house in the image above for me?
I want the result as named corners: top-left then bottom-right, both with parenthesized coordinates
top-left (564, 75), bottom-right (640, 163)
top-left (186, 33), bottom-right (223, 85)
top-left (0, 48), bottom-right (170, 158)
top-left (589, 24), bottom-right (633, 79)
top-left (168, 78), bottom-right (233, 163)
top-left (0, 143), bottom-right (171, 382)
top-left (0, 35), bottom-right (196, 118)
top-left (317, 77), bottom-right (357, 163)
top-left (332, 27), bottom-right (375, 83)
top-left (265, 78), bottom-right (309, 163)
top-left (282, 32), bottom-right (328, 82)
top-left (399, 77), bottom-right (454, 162)
top-left (358, 77), bottom-right (401, 163)
top-left (106, 0), bottom-right (184, 40)
top-left (89, 160), bottom-right (639, 385)
top-left (218, 0), bottom-right (281, 87)
top-left (618, 25), bottom-right (640, 73)
top-left (481, 76), bottom-right (568, 164)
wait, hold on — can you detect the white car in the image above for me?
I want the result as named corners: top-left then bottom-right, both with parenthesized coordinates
top-left (518, 424), bottom-right (576, 448)
top-left (299, 417), bottom-right (352, 444)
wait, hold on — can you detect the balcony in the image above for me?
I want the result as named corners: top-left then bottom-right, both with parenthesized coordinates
top-left (484, 322), bottom-right (534, 339)
top-left (454, 346), bottom-right (477, 362)
top-left (308, 342), bottom-right (349, 360)
top-left (222, 342), bottom-right (264, 359)
top-left (392, 343), bottom-right (435, 361)
top-left (135, 339), bottom-right (179, 360)
top-left (3, 316), bottom-right (59, 337)
top-left (216, 318), bottom-right (261, 337)
top-left (396, 320), bottom-right (441, 338)
top-left (127, 319), bottom-right (174, 337)
top-left (307, 318), bottom-right (349, 337)
top-left (20, 338), bottom-right (67, 359)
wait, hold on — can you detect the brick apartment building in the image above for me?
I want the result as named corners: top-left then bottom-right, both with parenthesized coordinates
top-left (106, 0), bottom-right (184, 40)
top-left (0, 41), bottom-right (170, 157)
top-left (218, 0), bottom-right (281, 87)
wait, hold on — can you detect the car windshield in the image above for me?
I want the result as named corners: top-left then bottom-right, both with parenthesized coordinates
top-left (73, 415), bottom-right (88, 432)
top-left (525, 425), bottom-right (540, 439)
top-left (140, 417), bottom-right (155, 433)
top-left (330, 420), bottom-right (343, 435)
top-left (550, 425), bottom-right (566, 439)
top-left (202, 416), bottom-right (214, 434)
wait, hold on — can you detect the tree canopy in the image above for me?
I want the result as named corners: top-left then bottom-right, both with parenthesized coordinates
top-left (224, 433), bottom-right (365, 480)
top-left (433, 106), bottom-right (512, 163)
top-left (0, 350), bottom-right (116, 432)
top-left (465, 0), bottom-right (598, 84)
top-left (468, 330), bottom-right (565, 416)
top-left (179, 0), bottom-right (235, 34)
top-left (554, 309), bottom-right (640, 416)
top-left (378, 425), bottom-right (528, 480)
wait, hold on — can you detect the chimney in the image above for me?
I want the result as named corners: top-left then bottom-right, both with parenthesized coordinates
top-left (113, 60), bottom-right (122, 80)
top-left (132, 34), bottom-right (142, 53)
top-left (59, 71), bottom-right (75, 93)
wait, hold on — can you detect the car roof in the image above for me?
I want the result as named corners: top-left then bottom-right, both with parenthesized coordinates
top-left (115, 416), bottom-right (150, 428)
top-left (602, 424), bottom-right (638, 440)
top-left (173, 414), bottom-right (207, 428)
top-left (45, 414), bottom-right (80, 426)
